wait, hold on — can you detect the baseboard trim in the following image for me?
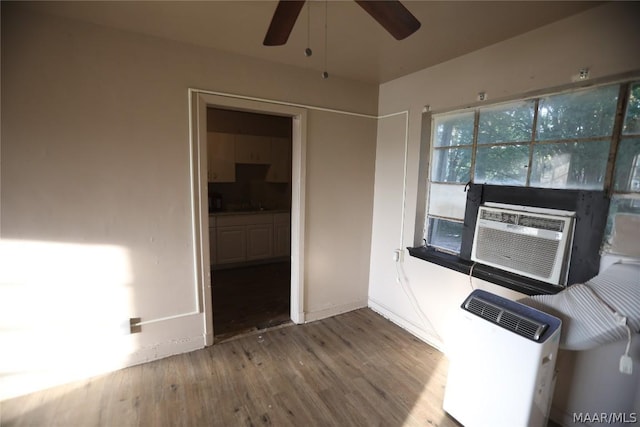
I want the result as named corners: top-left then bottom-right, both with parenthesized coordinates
top-left (368, 298), bottom-right (446, 353)
top-left (125, 335), bottom-right (205, 367)
top-left (304, 299), bottom-right (368, 323)
top-left (0, 327), bottom-right (205, 401)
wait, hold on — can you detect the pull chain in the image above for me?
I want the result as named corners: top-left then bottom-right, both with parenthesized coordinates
top-left (304, 2), bottom-right (312, 57)
top-left (322, 0), bottom-right (328, 79)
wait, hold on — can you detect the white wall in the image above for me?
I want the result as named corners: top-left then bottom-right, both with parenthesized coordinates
top-left (304, 110), bottom-right (376, 321)
top-left (552, 339), bottom-right (640, 426)
top-left (369, 1), bottom-right (640, 421)
top-left (0, 4), bottom-right (377, 399)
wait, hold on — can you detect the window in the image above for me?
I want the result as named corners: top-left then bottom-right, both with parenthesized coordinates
top-left (425, 81), bottom-right (639, 256)
top-left (427, 112), bottom-right (473, 252)
top-left (604, 81), bottom-right (640, 247)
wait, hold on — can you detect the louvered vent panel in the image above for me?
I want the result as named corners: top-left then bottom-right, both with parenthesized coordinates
top-left (518, 215), bottom-right (564, 232)
top-left (466, 297), bottom-right (501, 322)
top-left (499, 311), bottom-right (546, 341)
top-left (475, 227), bottom-right (559, 279)
top-left (463, 296), bottom-right (548, 341)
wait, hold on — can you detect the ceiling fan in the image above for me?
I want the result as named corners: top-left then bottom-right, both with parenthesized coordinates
top-left (263, 0), bottom-right (421, 46)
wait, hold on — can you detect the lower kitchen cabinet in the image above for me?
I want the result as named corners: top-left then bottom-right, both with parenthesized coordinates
top-left (273, 213), bottom-right (291, 257)
top-left (216, 226), bottom-right (246, 264)
top-left (246, 224), bottom-right (273, 260)
top-left (211, 212), bottom-right (288, 267)
top-left (209, 226), bottom-right (217, 265)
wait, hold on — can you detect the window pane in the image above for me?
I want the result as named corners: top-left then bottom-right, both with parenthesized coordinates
top-left (433, 112), bottom-right (474, 147)
top-left (603, 194), bottom-right (640, 248)
top-left (431, 147), bottom-right (471, 183)
top-left (530, 141), bottom-right (610, 190)
top-left (614, 138), bottom-right (640, 192)
top-left (474, 144), bottom-right (529, 186)
top-left (623, 82), bottom-right (640, 135)
top-left (478, 100), bottom-right (534, 144)
top-left (536, 85), bottom-right (619, 141)
top-left (428, 183), bottom-right (467, 219)
top-left (427, 218), bottom-right (463, 253)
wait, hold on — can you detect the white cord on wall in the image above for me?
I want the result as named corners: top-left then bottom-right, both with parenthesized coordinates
top-left (399, 110), bottom-right (410, 249)
top-left (386, 109), bottom-right (443, 344)
top-left (584, 281), bottom-right (634, 375)
top-left (469, 262), bottom-right (477, 291)
top-left (394, 255), bottom-right (443, 343)
top-left (621, 321), bottom-right (633, 375)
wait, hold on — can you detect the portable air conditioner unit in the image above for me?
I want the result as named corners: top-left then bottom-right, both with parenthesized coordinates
top-left (443, 289), bottom-right (562, 427)
top-left (471, 205), bottom-right (575, 286)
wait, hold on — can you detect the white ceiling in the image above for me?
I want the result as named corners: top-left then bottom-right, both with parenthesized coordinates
top-left (24, 1), bottom-right (600, 84)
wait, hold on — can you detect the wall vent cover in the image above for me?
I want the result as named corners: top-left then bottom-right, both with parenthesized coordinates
top-left (464, 295), bottom-right (548, 341)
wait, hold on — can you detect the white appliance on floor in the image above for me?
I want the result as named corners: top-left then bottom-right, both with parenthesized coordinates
top-left (443, 289), bottom-right (562, 427)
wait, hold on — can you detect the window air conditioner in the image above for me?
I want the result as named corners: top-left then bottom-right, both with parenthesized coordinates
top-left (471, 205), bottom-right (575, 286)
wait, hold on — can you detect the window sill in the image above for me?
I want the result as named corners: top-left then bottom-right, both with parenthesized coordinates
top-left (407, 246), bottom-right (563, 296)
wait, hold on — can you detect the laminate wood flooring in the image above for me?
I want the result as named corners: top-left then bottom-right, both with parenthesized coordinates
top-left (2, 308), bottom-right (461, 427)
top-left (212, 262), bottom-right (291, 340)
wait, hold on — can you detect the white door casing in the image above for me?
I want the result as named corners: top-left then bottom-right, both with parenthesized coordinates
top-left (189, 89), bottom-right (307, 346)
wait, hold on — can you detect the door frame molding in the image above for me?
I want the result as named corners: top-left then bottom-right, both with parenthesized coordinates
top-left (189, 89), bottom-right (307, 346)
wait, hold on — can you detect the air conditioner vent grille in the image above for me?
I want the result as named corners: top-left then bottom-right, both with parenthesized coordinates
top-left (475, 227), bottom-right (559, 279)
top-left (466, 297), bottom-right (501, 322)
top-left (518, 215), bottom-right (564, 232)
top-left (479, 210), bottom-right (565, 232)
top-left (464, 296), bottom-right (548, 341)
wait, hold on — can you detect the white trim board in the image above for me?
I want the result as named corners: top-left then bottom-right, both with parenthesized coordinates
top-left (188, 88), bottom-right (408, 346)
top-left (368, 298), bottom-right (446, 354)
top-left (189, 90), bottom-right (308, 345)
top-left (303, 300), bottom-right (369, 323)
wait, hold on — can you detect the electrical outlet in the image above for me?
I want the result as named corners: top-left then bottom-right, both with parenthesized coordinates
top-left (130, 317), bottom-right (142, 334)
top-left (579, 68), bottom-right (590, 80)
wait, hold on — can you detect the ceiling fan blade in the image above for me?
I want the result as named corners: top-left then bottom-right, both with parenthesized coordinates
top-left (263, 0), bottom-right (306, 46)
top-left (354, 0), bottom-right (421, 40)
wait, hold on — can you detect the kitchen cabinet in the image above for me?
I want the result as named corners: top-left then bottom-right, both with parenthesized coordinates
top-left (209, 216), bottom-right (217, 266)
top-left (208, 132), bottom-right (236, 182)
top-left (273, 213), bottom-right (291, 257)
top-left (266, 137), bottom-right (291, 183)
top-left (214, 213), bottom-right (276, 266)
top-left (246, 224), bottom-right (273, 261)
top-left (215, 226), bottom-right (246, 264)
top-left (235, 134), bottom-right (271, 164)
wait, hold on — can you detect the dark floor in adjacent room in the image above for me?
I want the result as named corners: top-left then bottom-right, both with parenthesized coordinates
top-left (212, 261), bottom-right (291, 340)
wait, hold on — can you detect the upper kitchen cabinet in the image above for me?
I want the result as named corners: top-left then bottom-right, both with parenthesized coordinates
top-left (208, 132), bottom-right (236, 183)
top-left (235, 134), bottom-right (271, 164)
top-left (266, 137), bottom-right (291, 183)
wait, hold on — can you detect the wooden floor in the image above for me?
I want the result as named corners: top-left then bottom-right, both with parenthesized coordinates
top-left (1, 309), bottom-right (460, 427)
top-left (212, 262), bottom-right (291, 340)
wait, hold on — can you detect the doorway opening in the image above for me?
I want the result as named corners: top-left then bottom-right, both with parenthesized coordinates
top-left (190, 89), bottom-right (307, 346)
top-left (207, 108), bottom-right (292, 340)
